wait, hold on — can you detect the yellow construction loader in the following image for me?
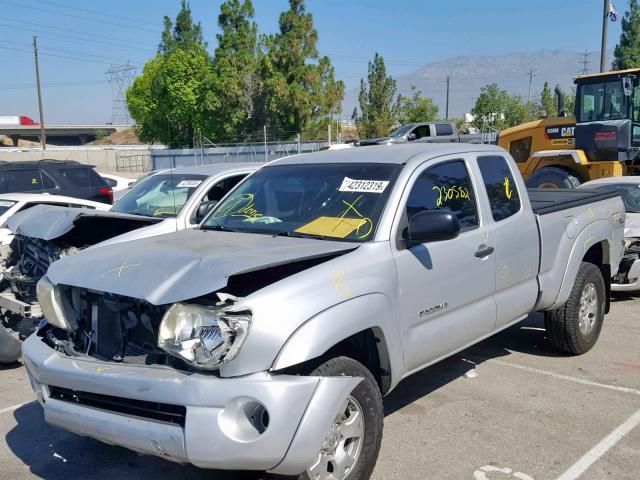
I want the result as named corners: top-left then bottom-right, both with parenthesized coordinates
top-left (498, 68), bottom-right (640, 188)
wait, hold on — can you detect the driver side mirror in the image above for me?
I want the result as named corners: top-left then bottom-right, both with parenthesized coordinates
top-left (195, 200), bottom-right (218, 223)
top-left (407, 132), bottom-right (417, 141)
top-left (405, 210), bottom-right (460, 246)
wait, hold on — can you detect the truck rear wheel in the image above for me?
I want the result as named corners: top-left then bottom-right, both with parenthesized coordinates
top-left (544, 262), bottom-right (606, 354)
top-left (526, 166), bottom-right (581, 189)
top-left (299, 356), bottom-right (383, 480)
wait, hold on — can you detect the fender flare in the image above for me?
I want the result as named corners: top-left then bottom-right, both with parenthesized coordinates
top-left (550, 220), bottom-right (610, 310)
top-left (270, 293), bottom-right (402, 391)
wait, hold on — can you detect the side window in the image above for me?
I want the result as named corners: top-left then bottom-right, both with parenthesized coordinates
top-left (40, 171), bottom-right (56, 189)
top-left (5, 169), bottom-right (43, 192)
top-left (103, 177), bottom-right (118, 187)
top-left (413, 125), bottom-right (430, 139)
top-left (509, 137), bottom-right (532, 163)
top-left (406, 160), bottom-right (478, 231)
top-left (206, 174), bottom-right (246, 202)
top-left (435, 123), bottom-right (454, 136)
top-left (477, 155), bottom-right (521, 221)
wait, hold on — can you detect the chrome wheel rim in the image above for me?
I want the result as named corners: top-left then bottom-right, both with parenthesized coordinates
top-left (578, 282), bottom-right (598, 335)
top-left (306, 395), bottom-right (365, 480)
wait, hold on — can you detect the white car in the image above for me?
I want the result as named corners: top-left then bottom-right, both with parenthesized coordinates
top-left (581, 177), bottom-right (640, 291)
top-left (99, 173), bottom-right (136, 192)
top-left (0, 193), bottom-right (108, 246)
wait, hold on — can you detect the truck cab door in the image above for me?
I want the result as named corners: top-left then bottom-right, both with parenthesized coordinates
top-left (473, 154), bottom-right (539, 328)
top-left (391, 155), bottom-right (496, 372)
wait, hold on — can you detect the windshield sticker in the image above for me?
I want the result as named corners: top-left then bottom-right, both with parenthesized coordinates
top-left (243, 216), bottom-right (282, 224)
top-left (433, 185), bottom-right (470, 206)
top-left (339, 177), bottom-right (389, 194)
top-left (176, 180), bottom-right (203, 188)
top-left (296, 216), bottom-right (369, 238)
top-left (0, 201), bottom-right (14, 207)
top-left (210, 193), bottom-right (263, 221)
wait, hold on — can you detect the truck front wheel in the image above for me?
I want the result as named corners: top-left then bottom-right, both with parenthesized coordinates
top-left (544, 262), bottom-right (606, 354)
top-left (300, 356), bottom-right (383, 480)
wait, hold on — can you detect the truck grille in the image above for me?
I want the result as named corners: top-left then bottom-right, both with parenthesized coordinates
top-left (48, 386), bottom-right (186, 426)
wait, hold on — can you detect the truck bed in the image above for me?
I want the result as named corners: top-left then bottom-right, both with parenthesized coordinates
top-left (527, 188), bottom-right (619, 215)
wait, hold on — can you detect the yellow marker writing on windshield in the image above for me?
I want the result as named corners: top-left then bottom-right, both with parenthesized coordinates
top-left (504, 177), bottom-right (513, 200)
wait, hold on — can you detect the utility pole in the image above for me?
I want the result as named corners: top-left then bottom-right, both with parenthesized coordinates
top-left (263, 125), bottom-right (268, 162)
top-left (526, 69), bottom-right (536, 101)
top-left (445, 76), bottom-right (450, 120)
top-left (600, 0), bottom-right (609, 72)
top-left (32, 36), bottom-right (46, 150)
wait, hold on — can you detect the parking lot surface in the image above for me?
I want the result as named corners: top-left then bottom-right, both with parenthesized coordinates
top-left (0, 295), bottom-right (638, 480)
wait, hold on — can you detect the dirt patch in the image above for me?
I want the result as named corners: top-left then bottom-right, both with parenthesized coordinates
top-left (90, 128), bottom-right (145, 145)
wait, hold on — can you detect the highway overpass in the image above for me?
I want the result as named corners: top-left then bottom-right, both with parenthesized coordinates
top-left (0, 124), bottom-right (130, 146)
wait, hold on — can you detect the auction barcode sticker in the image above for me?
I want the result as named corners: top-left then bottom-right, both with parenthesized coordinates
top-left (339, 177), bottom-right (389, 194)
top-left (176, 180), bottom-right (203, 188)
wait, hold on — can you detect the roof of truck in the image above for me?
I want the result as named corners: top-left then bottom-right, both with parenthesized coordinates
top-left (167, 162), bottom-right (263, 176)
top-left (270, 143), bottom-right (503, 166)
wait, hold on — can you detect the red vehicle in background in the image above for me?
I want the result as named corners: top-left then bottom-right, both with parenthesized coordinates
top-left (0, 116), bottom-right (38, 126)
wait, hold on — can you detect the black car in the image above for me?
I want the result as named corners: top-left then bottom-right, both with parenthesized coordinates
top-left (0, 160), bottom-right (113, 204)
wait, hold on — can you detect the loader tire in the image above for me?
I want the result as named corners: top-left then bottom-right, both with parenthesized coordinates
top-left (526, 166), bottom-right (581, 189)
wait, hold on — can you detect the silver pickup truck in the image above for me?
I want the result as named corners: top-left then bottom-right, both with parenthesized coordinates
top-left (22, 144), bottom-right (624, 480)
top-left (358, 122), bottom-right (495, 146)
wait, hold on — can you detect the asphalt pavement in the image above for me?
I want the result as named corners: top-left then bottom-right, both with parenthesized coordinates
top-left (0, 294), bottom-right (638, 480)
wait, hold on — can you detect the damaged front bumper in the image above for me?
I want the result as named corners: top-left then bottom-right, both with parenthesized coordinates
top-left (612, 248), bottom-right (640, 292)
top-left (22, 334), bottom-right (361, 475)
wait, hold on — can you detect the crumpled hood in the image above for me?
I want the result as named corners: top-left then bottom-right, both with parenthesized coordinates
top-left (624, 212), bottom-right (640, 238)
top-left (47, 228), bottom-right (357, 305)
top-left (7, 205), bottom-right (161, 241)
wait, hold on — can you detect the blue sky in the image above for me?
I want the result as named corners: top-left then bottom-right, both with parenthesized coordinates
top-left (0, 0), bottom-right (626, 124)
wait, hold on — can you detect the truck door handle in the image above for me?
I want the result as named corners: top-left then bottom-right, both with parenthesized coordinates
top-left (474, 245), bottom-right (494, 258)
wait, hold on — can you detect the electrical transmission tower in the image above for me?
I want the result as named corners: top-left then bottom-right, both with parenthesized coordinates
top-left (579, 50), bottom-right (593, 75)
top-left (105, 62), bottom-right (136, 124)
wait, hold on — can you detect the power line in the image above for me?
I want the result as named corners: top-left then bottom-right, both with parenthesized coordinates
top-left (28, 0), bottom-right (161, 28)
top-left (526, 68), bottom-right (536, 101)
top-left (0, 39), bottom-right (145, 64)
top-left (0, 0), bottom-right (161, 34)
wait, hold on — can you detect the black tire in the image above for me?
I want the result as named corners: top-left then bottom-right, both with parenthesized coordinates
top-left (544, 262), bottom-right (606, 354)
top-left (526, 166), bottom-right (581, 189)
top-left (298, 356), bottom-right (383, 480)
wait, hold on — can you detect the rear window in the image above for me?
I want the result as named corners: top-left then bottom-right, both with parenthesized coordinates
top-left (435, 123), bottom-right (454, 136)
top-left (59, 167), bottom-right (105, 187)
top-left (509, 137), bottom-right (532, 163)
top-left (0, 200), bottom-right (16, 216)
top-left (478, 155), bottom-right (521, 221)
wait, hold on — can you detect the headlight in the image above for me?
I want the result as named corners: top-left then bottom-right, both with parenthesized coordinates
top-left (158, 302), bottom-right (251, 369)
top-left (36, 276), bottom-right (77, 332)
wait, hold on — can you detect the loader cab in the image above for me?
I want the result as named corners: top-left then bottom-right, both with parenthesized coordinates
top-left (574, 69), bottom-right (640, 162)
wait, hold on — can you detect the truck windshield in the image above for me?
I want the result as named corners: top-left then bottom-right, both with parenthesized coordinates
top-left (389, 125), bottom-right (415, 137)
top-left (202, 163), bottom-right (401, 242)
top-left (111, 173), bottom-right (207, 218)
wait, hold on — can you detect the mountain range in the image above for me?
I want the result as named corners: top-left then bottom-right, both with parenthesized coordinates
top-left (342, 49), bottom-right (614, 120)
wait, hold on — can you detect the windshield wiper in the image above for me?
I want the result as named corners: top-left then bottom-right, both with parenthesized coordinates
top-left (201, 225), bottom-right (242, 232)
top-left (271, 231), bottom-right (328, 240)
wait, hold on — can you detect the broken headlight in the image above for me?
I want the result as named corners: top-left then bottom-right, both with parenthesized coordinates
top-left (37, 276), bottom-right (78, 332)
top-left (157, 302), bottom-right (251, 369)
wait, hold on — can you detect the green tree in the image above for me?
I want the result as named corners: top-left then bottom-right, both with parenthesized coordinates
top-left (263, 0), bottom-right (344, 138)
top-left (396, 85), bottom-right (439, 124)
top-left (127, 46), bottom-right (214, 148)
top-left (613, 0), bottom-right (640, 70)
top-left (540, 81), bottom-right (556, 117)
top-left (159, 0), bottom-right (204, 53)
top-left (471, 84), bottom-right (536, 131)
top-left (207, 0), bottom-right (260, 140)
top-left (357, 53), bottom-right (397, 138)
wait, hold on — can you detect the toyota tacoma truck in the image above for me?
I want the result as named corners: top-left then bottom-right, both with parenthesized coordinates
top-left (0, 163), bottom-right (259, 363)
top-left (22, 144), bottom-right (624, 480)
top-left (358, 122), bottom-right (495, 146)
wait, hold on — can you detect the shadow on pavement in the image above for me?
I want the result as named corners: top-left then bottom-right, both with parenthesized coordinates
top-left (6, 403), bottom-right (265, 480)
top-left (383, 313), bottom-right (561, 416)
